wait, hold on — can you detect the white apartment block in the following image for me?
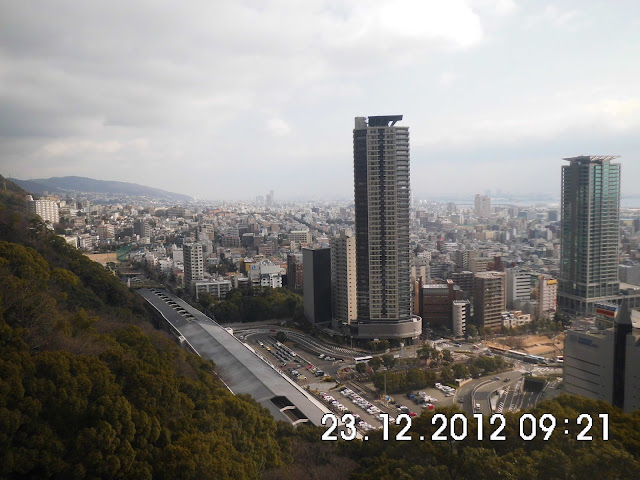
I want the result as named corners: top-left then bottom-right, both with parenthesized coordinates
top-left (249, 261), bottom-right (283, 288)
top-left (260, 273), bottom-right (282, 288)
top-left (538, 276), bottom-right (558, 319)
top-left (452, 300), bottom-right (470, 337)
top-left (184, 243), bottom-right (205, 292)
top-left (195, 279), bottom-right (232, 300)
top-left (501, 310), bottom-right (532, 328)
top-left (26, 195), bottom-right (59, 226)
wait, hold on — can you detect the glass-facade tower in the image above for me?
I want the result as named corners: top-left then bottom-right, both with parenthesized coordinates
top-left (558, 155), bottom-right (621, 315)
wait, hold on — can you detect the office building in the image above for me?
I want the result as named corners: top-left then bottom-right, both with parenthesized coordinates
top-left (266, 190), bottom-right (275, 207)
top-left (452, 271), bottom-right (474, 301)
top-left (221, 234), bottom-right (240, 248)
top-left (351, 115), bottom-right (421, 340)
top-left (538, 275), bottom-right (558, 319)
top-left (166, 206), bottom-right (186, 217)
top-left (286, 253), bottom-right (304, 290)
top-left (331, 232), bottom-right (357, 325)
top-left (248, 260), bottom-right (282, 288)
top-left (559, 155), bottom-right (621, 315)
top-left (97, 223), bottom-right (115, 240)
top-left (420, 280), bottom-right (462, 331)
top-left (183, 243), bottom-right (205, 293)
top-left (196, 224), bottom-right (215, 242)
top-left (506, 269), bottom-right (531, 308)
top-left (26, 195), bottom-right (59, 226)
top-left (133, 220), bottom-right (152, 238)
top-left (303, 247), bottom-right (332, 325)
top-left (470, 256), bottom-right (490, 274)
top-left (411, 255), bottom-right (430, 282)
top-left (474, 194), bottom-right (491, 218)
top-left (564, 301), bottom-right (640, 413)
top-left (473, 271), bottom-right (506, 332)
top-left (619, 265), bottom-right (640, 286)
top-left (454, 249), bottom-right (476, 272)
top-left (289, 230), bottom-right (311, 246)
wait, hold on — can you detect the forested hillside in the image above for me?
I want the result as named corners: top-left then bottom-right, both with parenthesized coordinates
top-left (2, 174), bottom-right (640, 480)
top-left (0, 177), bottom-right (303, 479)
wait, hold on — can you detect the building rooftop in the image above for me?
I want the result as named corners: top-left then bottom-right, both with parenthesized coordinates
top-left (367, 115), bottom-right (404, 127)
top-left (562, 155), bottom-right (620, 163)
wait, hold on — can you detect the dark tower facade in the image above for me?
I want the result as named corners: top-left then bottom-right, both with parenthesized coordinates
top-left (352, 115), bottom-right (421, 340)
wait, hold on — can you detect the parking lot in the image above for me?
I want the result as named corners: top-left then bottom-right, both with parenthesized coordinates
top-left (316, 387), bottom-right (383, 433)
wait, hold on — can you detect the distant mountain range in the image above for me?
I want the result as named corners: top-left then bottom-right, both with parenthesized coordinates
top-left (8, 176), bottom-right (192, 203)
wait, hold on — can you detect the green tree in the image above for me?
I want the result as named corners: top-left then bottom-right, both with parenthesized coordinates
top-left (439, 366), bottom-right (454, 384)
top-left (198, 291), bottom-right (215, 309)
top-left (418, 344), bottom-right (433, 359)
top-left (442, 349), bottom-right (453, 363)
top-left (466, 324), bottom-right (478, 338)
top-left (381, 354), bottom-right (397, 369)
top-left (368, 356), bottom-right (382, 372)
top-left (452, 363), bottom-right (470, 379)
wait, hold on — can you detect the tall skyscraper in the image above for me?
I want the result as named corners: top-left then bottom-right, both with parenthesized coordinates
top-left (558, 155), bottom-right (621, 315)
top-left (331, 231), bottom-right (357, 326)
top-left (351, 115), bottom-right (421, 340)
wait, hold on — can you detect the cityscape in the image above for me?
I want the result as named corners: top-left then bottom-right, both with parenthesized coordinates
top-left (2, 1), bottom-right (640, 479)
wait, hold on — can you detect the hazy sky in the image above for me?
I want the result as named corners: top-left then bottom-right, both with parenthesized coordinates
top-left (1, 1), bottom-right (640, 201)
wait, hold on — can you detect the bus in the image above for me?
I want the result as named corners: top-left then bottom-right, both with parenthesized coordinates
top-left (529, 355), bottom-right (548, 364)
top-left (354, 355), bottom-right (373, 364)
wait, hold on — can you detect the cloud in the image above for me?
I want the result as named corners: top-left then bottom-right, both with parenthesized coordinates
top-left (266, 118), bottom-right (291, 136)
top-left (1, 0), bottom-right (639, 200)
top-left (438, 72), bottom-right (460, 87)
top-left (525, 5), bottom-right (588, 30)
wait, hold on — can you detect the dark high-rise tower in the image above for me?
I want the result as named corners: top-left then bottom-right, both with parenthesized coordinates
top-left (351, 115), bottom-right (421, 340)
top-left (303, 247), bottom-right (332, 325)
top-left (558, 155), bottom-right (621, 315)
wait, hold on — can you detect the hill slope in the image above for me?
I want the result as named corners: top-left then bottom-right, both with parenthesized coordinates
top-left (9, 175), bottom-right (192, 202)
top-left (0, 175), bottom-right (297, 479)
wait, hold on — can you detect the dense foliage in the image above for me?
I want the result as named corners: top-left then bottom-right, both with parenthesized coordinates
top-left (200, 286), bottom-right (303, 323)
top-left (0, 177), bottom-right (296, 479)
top-left (372, 368), bottom-right (438, 394)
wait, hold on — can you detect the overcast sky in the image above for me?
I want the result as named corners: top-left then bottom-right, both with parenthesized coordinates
top-left (1, 0), bottom-right (639, 202)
